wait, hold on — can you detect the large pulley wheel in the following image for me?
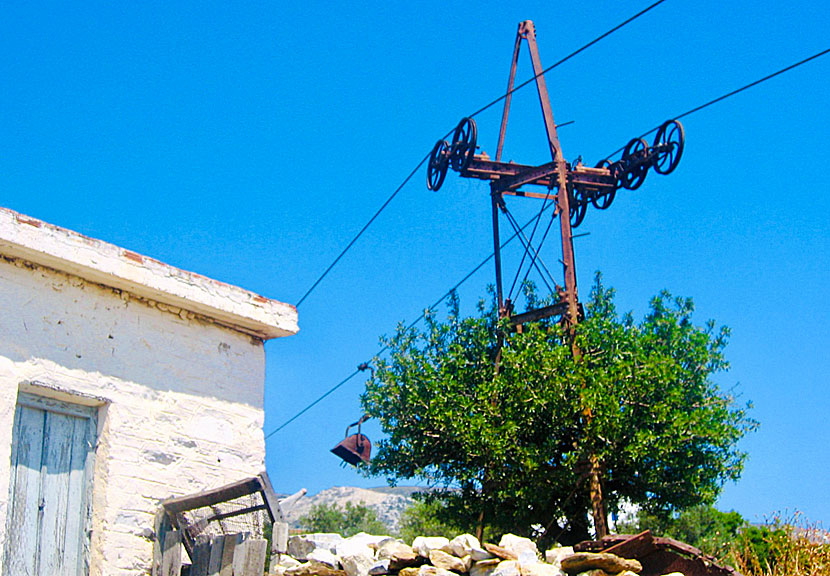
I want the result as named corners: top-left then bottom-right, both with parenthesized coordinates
top-left (569, 186), bottom-right (587, 228)
top-left (620, 137), bottom-right (649, 190)
top-left (427, 140), bottom-right (450, 191)
top-left (592, 159), bottom-right (617, 209)
top-left (608, 160), bottom-right (625, 191)
top-left (450, 117), bottom-right (477, 172)
top-left (652, 119), bottom-right (685, 175)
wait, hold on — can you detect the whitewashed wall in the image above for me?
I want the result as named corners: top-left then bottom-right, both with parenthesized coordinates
top-left (0, 256), bottom-right (268, 576)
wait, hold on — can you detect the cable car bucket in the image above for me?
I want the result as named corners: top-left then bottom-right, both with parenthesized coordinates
top-left (331, 414), bottom-right (372, 465)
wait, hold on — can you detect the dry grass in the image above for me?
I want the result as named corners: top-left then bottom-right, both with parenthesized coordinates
top-left (731, 512), bottom-right (830, 576)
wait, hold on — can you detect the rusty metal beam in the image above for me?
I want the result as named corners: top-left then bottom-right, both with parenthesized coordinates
top-left (520, 20), bottom-right (580, 328)
top-left (493, 160), bottom-right (560, 191)
top-left (508, 301), bottom-right (569, 326)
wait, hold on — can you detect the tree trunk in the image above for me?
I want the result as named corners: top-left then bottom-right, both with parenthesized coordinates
top-left (475, 508), bottom-right (485, 542)
top-left (588, 453), bottom-right (608, 539)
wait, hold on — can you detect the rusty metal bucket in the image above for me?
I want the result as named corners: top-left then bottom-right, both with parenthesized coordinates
top-left (331, 415), bottom-right (371, 465)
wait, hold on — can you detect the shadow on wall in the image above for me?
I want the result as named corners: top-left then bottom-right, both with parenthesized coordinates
top-left (0, 258), bottom-right (264, 406)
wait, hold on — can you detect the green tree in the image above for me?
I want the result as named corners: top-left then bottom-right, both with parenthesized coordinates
top-left (298, 501), bottom-right (388, 537)
top-left (617, 505), bottom-right (746, 560)
top-left (397, 498), bottom-right (462, 544)
top-left (361, 275), bottom-right (757, 545)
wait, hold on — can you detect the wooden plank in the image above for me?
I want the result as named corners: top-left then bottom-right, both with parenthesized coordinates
top-left (603, 530), bottom-right (655, 559)
top-left (190, 540), bottom-right (212, 576)
top-left (207, 535), bottom-right (227, 576)
top-left (160, 530), bottom-right (183, 576)
top-left (153, 511), bottom-right (172, 576)
top-left (271, 521), bottom-right (289, 556)
top-left (232, 539), bottom-right (267, 576)
top-left (61, 412), bottom-right (93, 575)
top-left (162, 478), bottom-right (263, 515)
top-left (219, 534), bottom-right (242, 576)
top-left (39, 411), bottom-right (80, 575)
top-left (3, 405), bottom-right (45, 576)
top-left (258, 472), bottom-right (285, 523)
top-left (205, 504), bottom-right (268, 523)
top-left (17, 391), bottom-right (97, 419)
top-left (81, 412), bottom-right (97, 576)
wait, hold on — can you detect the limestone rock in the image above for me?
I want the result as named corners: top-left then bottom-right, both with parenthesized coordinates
top-left (413, 537), bottom-right (451, 558)
top-left (337, 539), bottom-right (376, 576)
top-left (278, 556), bottom-right (303, 569)
top-left (483, 544), bottom-right (518, 561)
top-left (429, 550), bottom-right (471, 573)
top-left (337, 539), bottom-right (376, 564)
top-left (285, 561), bottom-right (348, 576)
top-left (309, 549), bottom-right (341, 569)
top-left (341, 553), bottom-right (376, 576)
top-left (543, 547), bottom-right (573, 567)
top-left (498, 535), bottom-right (538, 562)
top-left (560, 552), bottom-right (642, 575)
top-left (446, 534), bottom-right (484, 559)
top-left (470, 547), bottom-right (495, 562)
top-left (491, 560), bottom-right (520, 576)
top-left (418, 566), bottom-right (458, 576)
top-left (470, 559), bottom-right (501, 576)
top-left (368, 559), bottom-right (392, 575)
top-left (399, 568), bottom-right (420, 576)
top-left (346, 533), bottom-right (393, 550)
top-left (519, 562), bottom-right (565, 576)
top-left (378, 539), bottom-right (420, 569)
top-left (289, 534), bottom-right (345, 561)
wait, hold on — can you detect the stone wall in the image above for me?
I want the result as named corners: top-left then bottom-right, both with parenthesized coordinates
top-left (0, 256), bottom-right (268, 575)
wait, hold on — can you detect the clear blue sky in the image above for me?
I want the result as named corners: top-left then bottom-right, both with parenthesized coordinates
top-left (2, 1), bottom-right (828, 528)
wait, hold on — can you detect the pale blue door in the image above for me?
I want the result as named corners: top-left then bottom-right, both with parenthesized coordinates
top-left (3, 393), bottom-right (96, 576)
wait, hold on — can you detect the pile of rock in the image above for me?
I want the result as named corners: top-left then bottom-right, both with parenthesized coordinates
top-left (272, 532), bottom-right (684, 576)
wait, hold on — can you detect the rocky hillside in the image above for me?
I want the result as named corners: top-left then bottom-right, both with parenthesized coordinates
top-left (282, 486), bottom-right (425, 532)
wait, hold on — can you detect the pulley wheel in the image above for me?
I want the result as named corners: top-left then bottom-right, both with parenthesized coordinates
top-left (652, 119), bottom-right (685, 175)
top-left (450, 117), bottom-right (477, 172)
top-left (569, 187), bottom-right (587, 228)
top-left (427, 139), bottom-right (450, 191)
top-left (620, 137), bottom-right (649, 190)
top-left (592, 159), bottom-right (617, 209)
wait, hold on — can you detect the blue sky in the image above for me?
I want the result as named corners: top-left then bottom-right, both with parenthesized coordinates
top-left (2, 1), bottom-right (828, 528)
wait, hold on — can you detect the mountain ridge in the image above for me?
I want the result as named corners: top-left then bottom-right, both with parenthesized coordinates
top-left (280, 485), bottom-right (427, 532)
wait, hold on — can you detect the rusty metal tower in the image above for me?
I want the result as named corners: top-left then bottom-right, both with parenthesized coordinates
top-left (426, 20), bottom-right (684, 331)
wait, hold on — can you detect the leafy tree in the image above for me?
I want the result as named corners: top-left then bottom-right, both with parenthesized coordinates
top-left (397, 498), bottom-right (462, 544)
top-left (298, 501), bottom-right (388, 537)
top-left (617, 505), bottom-right (746, 559)
top-left (361, 275), bottom-right (757, 545)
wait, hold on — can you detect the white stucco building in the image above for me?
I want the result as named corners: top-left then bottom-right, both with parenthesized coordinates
top-left (0, 207), bottom-right (298, 575)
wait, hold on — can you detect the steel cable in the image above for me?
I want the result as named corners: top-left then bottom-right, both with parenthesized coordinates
top-left (604, 47), bottom-right (830, 159)
top-left (272, 8), bottom-right (830, 434)
top-left (466, 0), bottom-right (669, 120)
top-left (294, 0), bottom-right (670, 308)
top-left (266, 201), bottom-right (557, 437)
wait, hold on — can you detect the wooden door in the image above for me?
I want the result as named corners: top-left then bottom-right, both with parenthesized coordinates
top-left (3, 393), bottom-right (97, 576)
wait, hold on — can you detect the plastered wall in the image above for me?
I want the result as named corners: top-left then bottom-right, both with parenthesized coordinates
top-left (0, 256), bottom-right (268, 575)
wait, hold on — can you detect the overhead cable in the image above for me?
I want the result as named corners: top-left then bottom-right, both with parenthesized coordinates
top-left (268, 46), bottom-right (830, 436)
top-left (266, 201), bottom-right (557, 438)
top-left (264, 369), bottom-right (361, 438)
top-left (605, 47), bottom-right (830, 158)
top-left (467, 0), bottom-right (669, 120)
top-left (293, 1), bottom-right (669, 308)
